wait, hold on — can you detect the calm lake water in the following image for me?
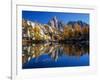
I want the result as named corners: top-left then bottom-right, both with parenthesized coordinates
top-left (22, 42), bottom-right (89, 69)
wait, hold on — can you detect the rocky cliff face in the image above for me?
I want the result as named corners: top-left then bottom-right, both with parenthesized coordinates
top-left (22, 17), bottom-right (89, 42)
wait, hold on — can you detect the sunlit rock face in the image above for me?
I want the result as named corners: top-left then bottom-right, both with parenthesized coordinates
top-left (22, 17), bottom-right (89, 42)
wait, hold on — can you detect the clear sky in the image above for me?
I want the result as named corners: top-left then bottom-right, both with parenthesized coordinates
top-left (22, 11), bottom-right (89, 24)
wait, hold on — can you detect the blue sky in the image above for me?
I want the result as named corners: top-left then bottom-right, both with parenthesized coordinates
top-left (22, 11), bottom-right (89, 24)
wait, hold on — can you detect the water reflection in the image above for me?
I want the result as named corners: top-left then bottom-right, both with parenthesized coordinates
top-left (22, 42), bottom-right (89, 69)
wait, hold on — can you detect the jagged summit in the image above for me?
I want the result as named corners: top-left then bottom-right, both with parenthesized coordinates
top-left (67, 20), bottom-right (89, 27)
